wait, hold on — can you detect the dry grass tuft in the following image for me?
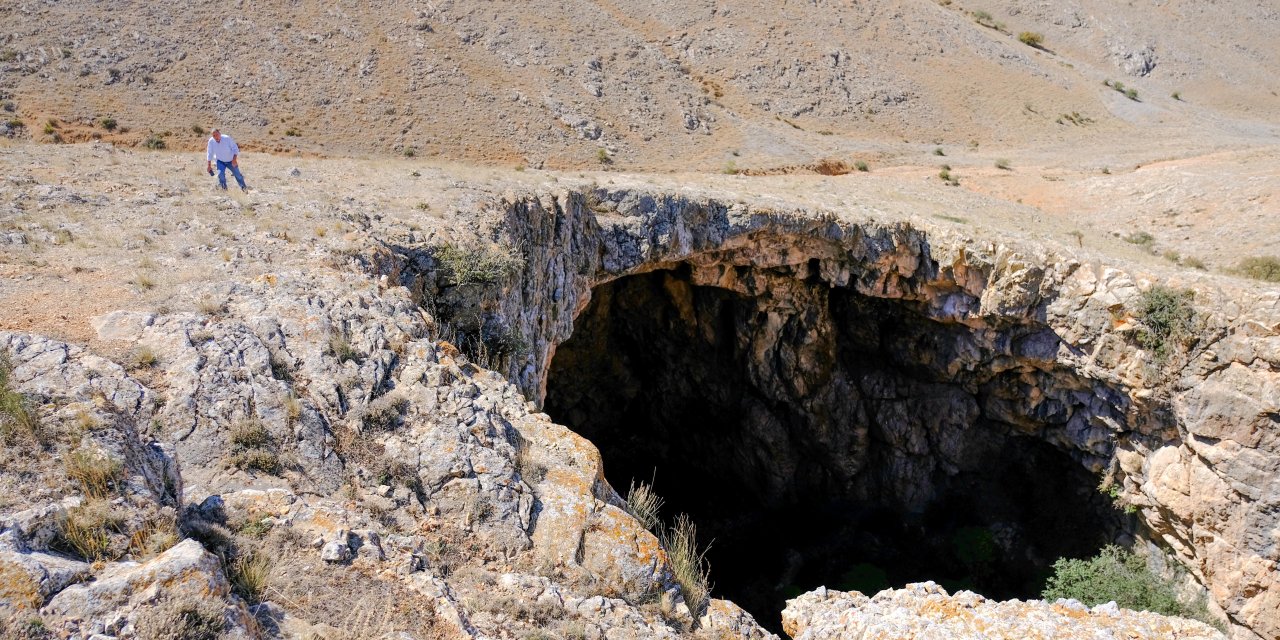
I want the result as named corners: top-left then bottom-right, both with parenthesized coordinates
top-left (0, 356), bottom-right (40, 444)
top-left (56, 500), bottom-right (124, 561)
top-left (65, 447), bottom-right (123, 498)
top-left (230, 551), bottom-right (272, 603)
top-left (659, 514), bottom-right (712, 616)
top-left (625, 479), bottom-right (664, 534)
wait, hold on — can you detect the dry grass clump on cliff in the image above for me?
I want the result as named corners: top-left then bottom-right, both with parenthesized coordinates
top-left (1043, 545), bottom-right (1222, 630)
top-left (660, 514), bottom-right (712, 616)
top-left (434, 241), bottom-right (523, 287)
top-left (625, 479), bottom-right (664, 533)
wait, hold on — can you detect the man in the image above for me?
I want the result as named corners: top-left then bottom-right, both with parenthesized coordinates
top-left (205, 128), bottom-right (248, 191)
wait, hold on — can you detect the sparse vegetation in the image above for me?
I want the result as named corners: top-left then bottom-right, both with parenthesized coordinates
top-left (596, 148), bottom-right (611, 165)
top-left (1043, 545), bottom-right (1221, 631)
top-left (191, 124), bottom-right (205, 135)
top-left (100, 117), bottom-right (117, 131)
top-left (1057, 111), bottom-right (1093, 126)
top-left (722, 160), bottom-right (739, 175)
top-left (284, 127), bottom-right (301, 137)
top-left (1133, 285), bottom-right (1197, 363)
top-left (434, 241), bottom-right (523, 287)
top-left (994, 158), bottom-right (1011, 170)
top-left (1069, 230), bottom-right (1084, 248)
top-left (854, 160), bottom-right (869, 172)
top-left (66, 447), bottom-right (124, 498)
top-left (56, 501), bottom-right (123, 561)
top-left (129, 514), bottom-right (180, 558)
top-left (625, 479), bottom-right (664, 533)
top-left (1018, 31), bottom-right (1044, 48)
top-left (1171, 91), bottom-right (1182, 101)
top-left (130, 345), bottom-right (159, 369)
top-left (1123, 230), bottom-right (1155, 249)
top-left (196, 296), bottom-right (227, 316)
top-left (131, 594), bottom-right (226, 640)
top-left (230, 551), bottom-right (271, 602)
top-left (1106, 79), bottom-right (1141, 101)
top-left (143, 133), bottom-right (166, 150)
top-left (229, 421), bottom-right (280, 474)
top-left (933, 147), bottom-right (945, 156)
top-left (328, 334), bottom-right (361, 364)
top-left (1234, 256), bottom-right (1280, 282)
top-left (659, 514), bottom-right (712, 616)
top-left (971, 10), bottom-right (1006, 31)
top-left (403, 147), bottom-right (416, 157)
top-left (0, 356), bottom-right (40, 444)
top-left (1183, 256), bottom-right (1207, 270)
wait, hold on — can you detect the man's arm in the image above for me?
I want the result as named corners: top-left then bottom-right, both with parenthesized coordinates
top-left (229, 138), bottom-right (240, 166)
top-left (206, 139), bottom-right (213, 168)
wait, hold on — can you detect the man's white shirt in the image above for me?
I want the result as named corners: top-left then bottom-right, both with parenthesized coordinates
top-left (206, 135), bottom-right (240, 162)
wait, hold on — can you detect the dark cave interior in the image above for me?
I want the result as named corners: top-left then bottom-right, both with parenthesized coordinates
top-left (543, 265), bottom-right (1131, 631)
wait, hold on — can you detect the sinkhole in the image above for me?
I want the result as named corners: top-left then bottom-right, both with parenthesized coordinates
top-left (543, 263), bottom-right (1134, 631)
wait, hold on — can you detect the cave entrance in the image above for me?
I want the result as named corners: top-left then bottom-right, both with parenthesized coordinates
top-left (544, 264), bottom-right (1131, 631)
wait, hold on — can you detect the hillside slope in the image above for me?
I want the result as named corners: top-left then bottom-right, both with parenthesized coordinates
top-left (2, 0), bottom-right (1278, 169)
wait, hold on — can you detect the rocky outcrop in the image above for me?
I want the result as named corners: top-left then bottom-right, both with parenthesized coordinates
top-left (42, 539), bottom-right (256, 638)
top-left (781, 582), bottom-right (1225, 640)
top-left (406, 186), bottom-right (1279, 638)
top-left (3, 179), bottom-right (1278, 638)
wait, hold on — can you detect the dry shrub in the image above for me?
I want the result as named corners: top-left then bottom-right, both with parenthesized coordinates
top-left (131, 594), bottom-right (226, 640)
top-left (811, 158), bottom-right (851, 175)
top-left (262, 545), bottom-right (457, 639)
top-left (229, 421), bottom-right (280, 475)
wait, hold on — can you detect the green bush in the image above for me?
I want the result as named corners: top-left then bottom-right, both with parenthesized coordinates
top-left (1134, 286), bottom-right (1196, 362)
top-left (100, 117), bottom-right (117, 131)
top-left (1043, 545), bottom-right (1220, 629)
top-left (143, 133), bottom-right (166, 150)
top-left (1235, 256), bottom-right (1280, 282)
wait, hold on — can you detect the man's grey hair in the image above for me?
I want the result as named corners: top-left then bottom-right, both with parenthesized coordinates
top-left (211, 128), bottom-right (221, 133)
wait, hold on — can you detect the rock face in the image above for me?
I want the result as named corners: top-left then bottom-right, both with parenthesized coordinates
top-left (406, 187), bottom-right (1280, 638)
top-left (780, 582), bottom-right (1226, 640)
top-left (2, 180), bottom-right (1278, 639)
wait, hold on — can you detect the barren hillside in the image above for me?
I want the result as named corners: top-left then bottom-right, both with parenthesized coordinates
top-left (2, 0), bottom-right (1278, 170)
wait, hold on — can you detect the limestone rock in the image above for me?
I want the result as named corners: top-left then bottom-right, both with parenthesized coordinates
top-left (41, 539), bottom-right (255, 638)
top-left (781, 583), bottom-right (1226, 640)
